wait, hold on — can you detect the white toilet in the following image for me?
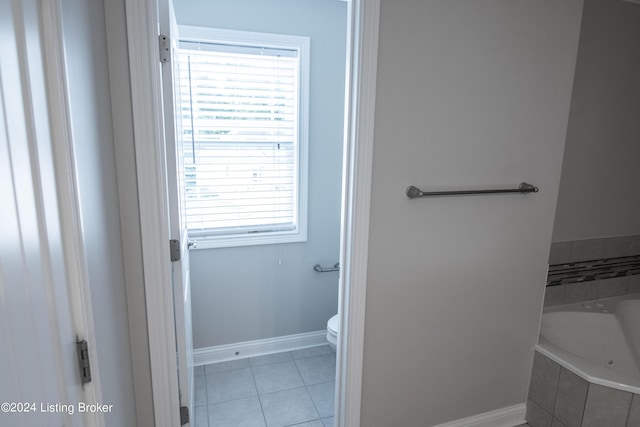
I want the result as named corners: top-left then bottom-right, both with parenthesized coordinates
top-left (326, 314), bottom-right (339, 351)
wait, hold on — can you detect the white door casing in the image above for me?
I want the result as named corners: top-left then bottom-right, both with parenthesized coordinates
top-left (123, 0), bottom-right (189, 424)
top-left (0, 0), bottom-right (102, 426)
top-left (335, 1), bottom-right (380, 426)
top-left (122, 0), bottom-right (182, 423)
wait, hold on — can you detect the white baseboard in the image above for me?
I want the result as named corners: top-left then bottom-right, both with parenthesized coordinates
top-left (433, 403), bottom-right (526, 427)
top-left (193, 330), bottom-right (328, 366)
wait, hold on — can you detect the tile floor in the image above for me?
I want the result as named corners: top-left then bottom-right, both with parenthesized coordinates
top-left (194, 345), bottom-right (336, 427)
top-left (194, 346), bottom-right (532, 427)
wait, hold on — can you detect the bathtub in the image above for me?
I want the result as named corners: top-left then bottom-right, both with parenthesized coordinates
top-left (535, 293), bottom-right (640, 394)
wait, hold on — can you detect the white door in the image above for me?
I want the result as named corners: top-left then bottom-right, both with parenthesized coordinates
top-left (158, 0), bottom-right (195, 423)
top-left (0, 1), bottom-right (91, 426)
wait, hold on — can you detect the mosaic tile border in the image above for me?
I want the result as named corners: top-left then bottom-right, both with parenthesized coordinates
top-left (547, 255), bottom-right (640, 286)
top-left (545, 235), bottom-right (640, 307)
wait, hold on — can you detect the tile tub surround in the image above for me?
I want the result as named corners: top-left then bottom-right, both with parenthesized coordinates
top-left (545, 236), bottom-right (640, 308)
top-left (549, 236), bottom-right (640, 265)
top-left (544, 276), bottom-right (640, 308)
top-left (194, 345), bottom-right (336, 427)
top-left (527, 352), bottom-right (640, 427)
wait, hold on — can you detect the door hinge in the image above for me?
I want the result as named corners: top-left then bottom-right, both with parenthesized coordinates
top-left (76, 339), bottom-right (92, 384)
top-left (159, 34), bottom-right (170, 63)
top-left (170, 239), bottom-right (181, 262)
top-left (180, 406), bottom-right (189, 425)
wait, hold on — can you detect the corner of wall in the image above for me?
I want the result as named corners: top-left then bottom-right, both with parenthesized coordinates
top-left (103, 0), bottom-right (155, 425)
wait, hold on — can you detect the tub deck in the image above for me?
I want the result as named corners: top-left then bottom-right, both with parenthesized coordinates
top-left (536, 293), bottom-right (640, 394)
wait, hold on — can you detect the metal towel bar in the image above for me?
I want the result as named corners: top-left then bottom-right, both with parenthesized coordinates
top-left (314, 263), bottom-right (340, 273)
top-left (406, 182), bottom-right (538, 199)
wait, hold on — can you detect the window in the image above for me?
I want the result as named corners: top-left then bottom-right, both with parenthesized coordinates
top-left (178, 27), bottom-right (309, 248)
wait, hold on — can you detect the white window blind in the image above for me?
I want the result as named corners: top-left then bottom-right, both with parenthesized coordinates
top-left (178, 31), bottom-right (308, 247)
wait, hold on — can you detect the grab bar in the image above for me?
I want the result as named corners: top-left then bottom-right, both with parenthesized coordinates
top-left (406, 182), bottom-right (538, 199)
top-left (314, 263), bottom-right (340, 273)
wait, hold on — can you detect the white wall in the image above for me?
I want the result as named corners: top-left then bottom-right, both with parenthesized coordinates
top-left (360, 1), bottom-right (583, 425)
top-left (61, 1), bottom-right (137, 425)
top-left (552, 0), bottom-right (640, 243)
top-left (174, 0), bottom-right (348, 348)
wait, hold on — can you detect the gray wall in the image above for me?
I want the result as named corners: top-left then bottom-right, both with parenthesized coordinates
top-left (360, 0), bottom-right (583, 425)
top-left (61, 1), bottom-right (137, 425)
top-left (552, 0), bottom-right (640, 242)
top-left (174, 0), bottom-right (348, 348)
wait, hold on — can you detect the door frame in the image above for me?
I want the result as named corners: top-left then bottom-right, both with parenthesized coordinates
top-left (122, 0), bottom-right (380, 425)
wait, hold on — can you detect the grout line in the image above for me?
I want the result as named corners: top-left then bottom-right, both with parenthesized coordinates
top-left (292, 352), bottom-right (309, 386)
top-left (623, 391), bottom-right (634, 427)
top-left (255, 388), bottom-right (269, 427)
top-left (282, 420), bottom-right (324, 427)
top-left (291, 346), bottom-right (334, 361)
top-left (204, 394), bottom-right (260, 406)
top-left (579, 382), bottom-right (589, 426)
top-left (293, 355), bottom-right (323, 420)
top-left (306, 382), bottom-right (322, 421)
top-left (249, 350), bottom-right (294, 368)
top-left (250, 365), bottom-right (259, 402)
top-left (249, 363), bottom-right (259, 396)
top-left (551, 365), bottom-right (560, 418)
top-left (258, 385), bottom-right (309, 398)
top-left (204, 374), bottom-right (209, 426)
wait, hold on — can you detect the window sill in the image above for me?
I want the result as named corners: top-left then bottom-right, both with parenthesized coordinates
top-left (188, 230), bottom-right (307, 250)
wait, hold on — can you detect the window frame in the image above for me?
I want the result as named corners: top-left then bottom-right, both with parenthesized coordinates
top-left (178, 25), bottom-right (310, 249)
